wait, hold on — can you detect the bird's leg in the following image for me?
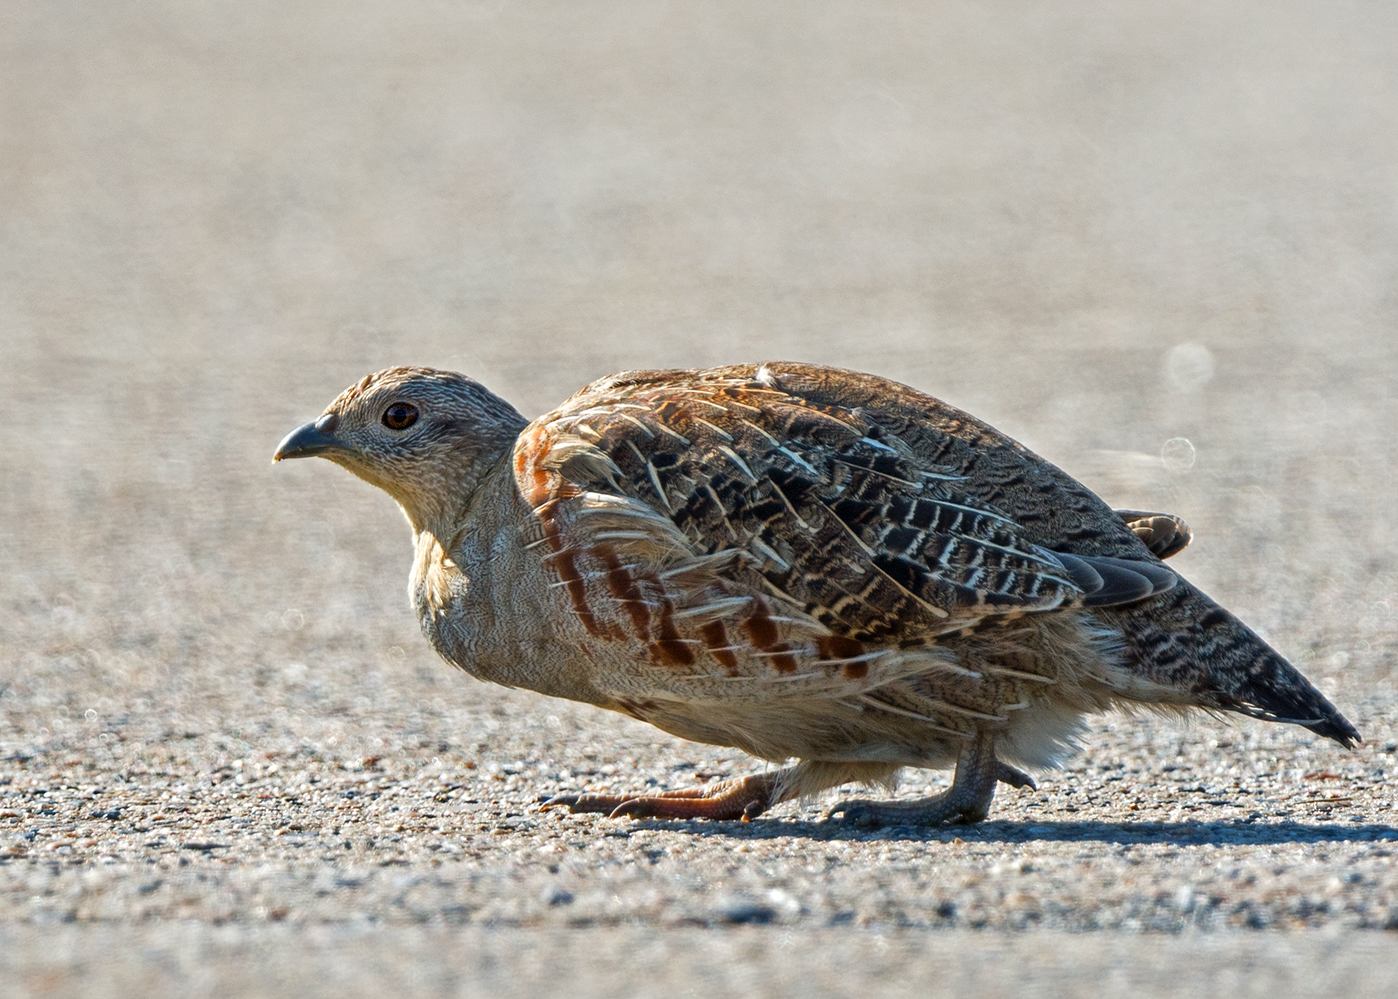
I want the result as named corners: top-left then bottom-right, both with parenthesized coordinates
top-left (827, 731), bottom-right (1030, 827)
top-left (541, 772), bottom-right (781, 821)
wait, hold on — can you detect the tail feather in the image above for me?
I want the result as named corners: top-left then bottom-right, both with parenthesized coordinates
top-left (1100, 581), bottom-right (1361, 749)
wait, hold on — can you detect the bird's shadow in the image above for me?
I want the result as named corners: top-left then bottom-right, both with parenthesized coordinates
top-left (607, 817), bottom-right (1398, 847)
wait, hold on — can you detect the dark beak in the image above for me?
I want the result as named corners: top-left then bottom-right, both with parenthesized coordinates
top-left (273, 414), bottom-right (348, 462)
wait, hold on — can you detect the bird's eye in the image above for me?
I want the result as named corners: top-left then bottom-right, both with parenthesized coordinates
top-left (382, 403), bottom-right (419, 431)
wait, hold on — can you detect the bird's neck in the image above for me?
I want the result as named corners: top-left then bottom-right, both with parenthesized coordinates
top-left (400, 427), bottom-right (524, 543)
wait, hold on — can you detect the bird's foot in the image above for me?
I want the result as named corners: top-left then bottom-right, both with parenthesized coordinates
top-left (827, 731), bottom-right (1031, 828)
top-left (540, 774), bottom-right (775, 821)
top-left (826, 787), bottom-right (991, 828)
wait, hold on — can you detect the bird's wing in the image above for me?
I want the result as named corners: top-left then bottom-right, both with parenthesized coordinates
top-left (511, 364), bottom-right (1173, 704)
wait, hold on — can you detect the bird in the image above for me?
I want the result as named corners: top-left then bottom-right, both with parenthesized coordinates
top-left (273, 361), bottom-right (1359, 826)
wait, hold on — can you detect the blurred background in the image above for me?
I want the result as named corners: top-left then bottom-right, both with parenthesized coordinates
top-left (3, 0), bottom-right (1394, 721)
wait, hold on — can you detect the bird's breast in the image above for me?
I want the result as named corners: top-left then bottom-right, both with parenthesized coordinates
top-left (409, 487), bottom-right (620, 709)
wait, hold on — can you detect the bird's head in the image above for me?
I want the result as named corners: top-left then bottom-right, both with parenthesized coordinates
top-left (274, 366), bottom-right (527, 538)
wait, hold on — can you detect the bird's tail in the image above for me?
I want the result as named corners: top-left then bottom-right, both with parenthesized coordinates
top-left (1104, 581), bottom-right (1361, 748)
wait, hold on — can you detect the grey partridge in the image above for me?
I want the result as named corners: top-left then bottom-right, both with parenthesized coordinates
top-left (274, 362), bottom-right (1359, 826)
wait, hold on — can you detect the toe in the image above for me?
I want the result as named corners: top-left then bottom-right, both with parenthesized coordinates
top-left (541, 793), bottom-right (619, 815)
top-left (995, 763), bottom-right (1037, 791)
top-left (607, 798), bottom-right (657, 819)
top-left (826, 799), bottom-right (879, 826)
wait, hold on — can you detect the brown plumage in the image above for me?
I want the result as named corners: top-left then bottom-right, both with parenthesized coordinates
top-left (274, 362), bottom-right (1359, 826)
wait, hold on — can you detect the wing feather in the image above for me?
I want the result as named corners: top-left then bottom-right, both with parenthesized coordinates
top-left (510, 364), bottom-right (1172, 722)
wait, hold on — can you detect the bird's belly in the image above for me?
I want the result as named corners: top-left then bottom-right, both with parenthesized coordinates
top-left (586, 610), bottom-right (1139, 769)
top-left (613, 696), bottom-right (963, 768)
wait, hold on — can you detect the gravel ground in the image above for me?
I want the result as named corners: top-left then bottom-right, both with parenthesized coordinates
top-left (4, 926), bottom-right (1398, 999)
top-left (3, 1), bottom-right (1398, 995)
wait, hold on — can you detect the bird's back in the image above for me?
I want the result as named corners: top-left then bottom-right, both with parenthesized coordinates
top-left (755, 363), bottom-right (1359, 746)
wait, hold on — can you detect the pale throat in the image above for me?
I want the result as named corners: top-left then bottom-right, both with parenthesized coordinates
top-left (394, 475), bottom-right (474, 542)
top-left (388, 452), bottom-right (505, 542)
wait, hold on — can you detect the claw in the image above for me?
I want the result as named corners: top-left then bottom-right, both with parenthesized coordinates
top-left (607, 798), bottom-right (654, 819)
top-left (996, 762), bottom-right (1037, 791)
top-left (539, 793), bottom-right (622, 815)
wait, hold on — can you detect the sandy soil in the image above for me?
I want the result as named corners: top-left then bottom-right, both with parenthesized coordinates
top-left (3, 1), bottom-right (1397, 994)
